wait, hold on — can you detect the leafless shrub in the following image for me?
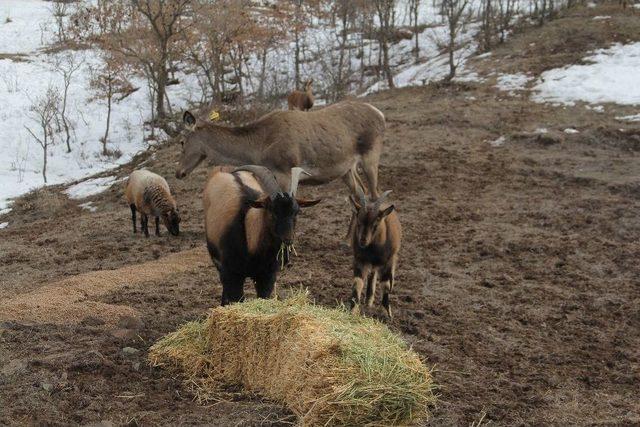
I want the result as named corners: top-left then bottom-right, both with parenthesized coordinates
top-left (24, 86), bottom-right (61, 184)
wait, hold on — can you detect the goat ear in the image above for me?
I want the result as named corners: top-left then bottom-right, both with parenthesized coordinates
top-left (378, 205), bottom-right (395, 219)
top-left (183, 111), bottom-right (196, 127)
top-left (251, 196), bottom-right (268, 209)
top-left (297, 198), bottom-right (321, 208)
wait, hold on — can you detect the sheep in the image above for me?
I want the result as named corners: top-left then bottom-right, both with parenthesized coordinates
top-left (287, 79), bottom-right (314, 111)
top-left (349, 189), bottom-right (401, 319)
top-left (124, 169), bottom-right (181, 237)
top-left (203, 165), bottom-right (321, 306)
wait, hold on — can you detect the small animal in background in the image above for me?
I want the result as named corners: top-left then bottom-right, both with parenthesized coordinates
top-left (287, 79), bottom-right (314, 111)
top-left (349, 189), bottom-right (401, 319)
top-left (203, 165), bottom-right (321, 306)
top-left (124, 169), bottom-right (181, 237)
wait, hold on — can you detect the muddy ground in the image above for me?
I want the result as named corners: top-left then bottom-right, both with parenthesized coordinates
top-left (1, 6), bottom-right (640, 426)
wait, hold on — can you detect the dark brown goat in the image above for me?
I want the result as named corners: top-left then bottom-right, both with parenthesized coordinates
top-left (349, 189), bottom-right (401, 318)
top-left (287, 79), bottom-right (314, 111)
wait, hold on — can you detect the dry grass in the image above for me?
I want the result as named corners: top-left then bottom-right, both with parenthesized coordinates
top-left (149, 291), bottom-right (435, 426)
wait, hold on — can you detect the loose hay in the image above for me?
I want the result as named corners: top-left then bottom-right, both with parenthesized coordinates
top-left (149, 292), bottom-right (435, 426)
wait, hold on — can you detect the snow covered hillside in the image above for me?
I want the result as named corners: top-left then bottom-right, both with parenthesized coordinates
top-left (0, 1), bottom-right (203, 213)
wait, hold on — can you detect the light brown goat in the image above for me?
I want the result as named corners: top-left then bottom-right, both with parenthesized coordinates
top-left (349, 189), bottom-right (401, 318)
top-left (125, 170), bottom-right (180, 237)
top-left (287, 79), bottom-right (314, 111)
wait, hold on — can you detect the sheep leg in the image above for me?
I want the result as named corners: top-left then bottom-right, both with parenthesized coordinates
top-left (220, 270), bottom-right (245, 306)
top-left (365, 270), bottom-right (378, 308)
top-left (380, 264), bottom-right (395, 319)
top-left (351, 264), bottom-right (369, 315)
top-left (155, 217), bottom-right (160, 236)
top-left (130, 204), bottom-right (137, 233)
top-left (141, 214), bottom-right (149, 238)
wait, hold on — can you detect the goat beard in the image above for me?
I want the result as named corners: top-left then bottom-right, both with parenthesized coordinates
top-left (277, 242), bottom-right (297, 270)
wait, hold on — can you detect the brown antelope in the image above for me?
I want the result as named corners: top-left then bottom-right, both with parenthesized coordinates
top-left (288, 79), bottom-right (314, 111)
top-left (175, 101), bottom-right (385, 199)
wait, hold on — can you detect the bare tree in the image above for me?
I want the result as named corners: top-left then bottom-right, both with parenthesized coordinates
top-left (72, 0), bottom-right (192, 123)
top-left (374, 0), bottom-right (397, 89)
top-left (495, 0), bottom-right (518, 43)
top-left (50, 1), bottom-right (70, 44)
top-left (24, 87), bottom-right (60, 184)
top-left (52, 53), bottom-right (83, 153)
top-left (409, 0), bottom-right (421, 62)
top-left (439, 0), bottom-right (471, 81)
top-left (89, 54), bottom-right (132, 156)
top-left (479, 0), bottom-right (495, 51)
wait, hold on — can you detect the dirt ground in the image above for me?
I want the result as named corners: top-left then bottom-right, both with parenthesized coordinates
top-left (1, 6), bottom-right (640, 426)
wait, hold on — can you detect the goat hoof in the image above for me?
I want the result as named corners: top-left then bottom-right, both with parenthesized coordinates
top-left (350, 302), bottom-right (361, 316)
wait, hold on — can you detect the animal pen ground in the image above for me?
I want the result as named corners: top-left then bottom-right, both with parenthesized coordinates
top-left (2, 6), bottom-right (640, 427)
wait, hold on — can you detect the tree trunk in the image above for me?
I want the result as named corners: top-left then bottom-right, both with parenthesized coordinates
top-left (294, 28), bottom-right (301, 88)
top-left (382, 39), bottom-right (394, 88)
top-left (103, 87), bottom-right (112, 156)
top-left (258, 47), bottom-right (268, 99)
top-left (42, 139), bottom-right (48, 184)
top-left (62, 84), bottom-right (71, 153)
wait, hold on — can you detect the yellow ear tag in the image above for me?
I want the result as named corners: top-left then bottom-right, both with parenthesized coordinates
top-left (209, 110), bottom-right (220, 121)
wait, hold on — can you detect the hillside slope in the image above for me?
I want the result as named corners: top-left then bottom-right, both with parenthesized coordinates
top-left (1, 4), bottom-right (640, 426)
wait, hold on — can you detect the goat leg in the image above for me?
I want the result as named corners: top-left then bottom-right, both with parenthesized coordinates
top-left (365, 271), bottom-right (378, 308)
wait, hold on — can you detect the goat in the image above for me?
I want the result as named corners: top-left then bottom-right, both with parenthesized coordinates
top-left (203, 165), bottom-right (321, 306)
top-left (176, 100), bottom-right (385, 200)
top-left (124, 170), bottom-right (181, 237)
top-left (287, 79), bottom-right (314, 111)
top-left (349, 189), bottom-right (401, 318)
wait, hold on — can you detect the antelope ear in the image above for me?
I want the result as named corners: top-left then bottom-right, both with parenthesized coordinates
top-left (251, 196), bottom-right (268, 209)
top-left (348, 195), bottom-right (361, 211)
top-left (378, 205), bottom-right (395, 219)
top-left (297, 198), bottom-right (322, 208)
top-left (183, 111), bottom-right (196, 127)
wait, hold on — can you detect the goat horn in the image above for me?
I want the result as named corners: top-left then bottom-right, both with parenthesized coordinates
top-left (373, 190), bottom-right (393, 210)
top-left (355, 184), bottom-right (367, 207)
top-left (289, 167), bottom-right (310, 196)
top-left (233, 165), bottom-right (281, 195)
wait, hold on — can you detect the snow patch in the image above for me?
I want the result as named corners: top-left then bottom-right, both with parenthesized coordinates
top-left (488, 136), bottom-right (506, 147)
top-left (564, 128), bottom-right (579, 134)
top-left (65, 176), bottom-right (118, 200)
top-left (79, 201), bottom-right (98, 212)
top-left (592, 15), bottom-right (611, 20)
top-left (495, 73), bottom-right (532, 93)
top-left (0, 222), bottom-right (8, 229)
top-left (616, 114), bottom-right (640, 122)
top-left (532, 42), bottom-right (640, 106)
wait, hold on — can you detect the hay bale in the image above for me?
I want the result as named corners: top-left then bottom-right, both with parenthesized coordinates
top-left (149, 292), bottom-right (435, 426)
